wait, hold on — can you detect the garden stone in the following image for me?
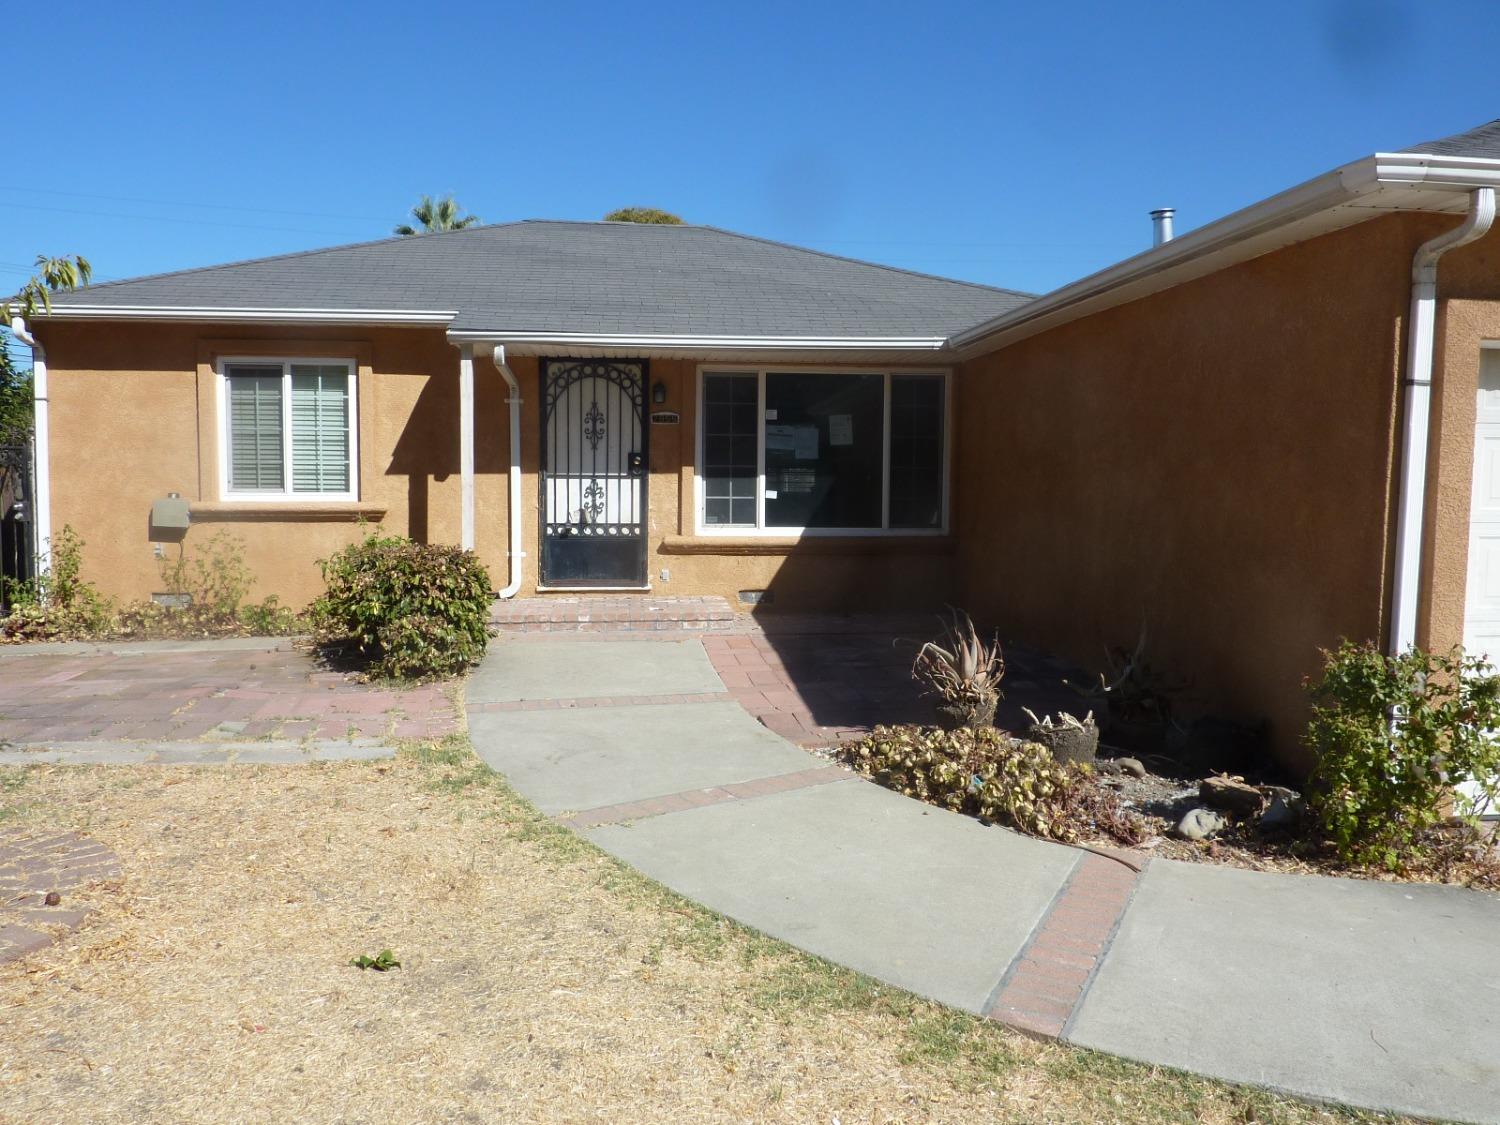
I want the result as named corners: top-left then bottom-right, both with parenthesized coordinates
top-left (1259, 794), bottom-right (1305, 832)
top-left (1199, 775), bottom-right (1264, 817)
top-left (1175, 807), bottom-right (1227, 841)
top-left (1116, 757), bottom-right (1147, 779)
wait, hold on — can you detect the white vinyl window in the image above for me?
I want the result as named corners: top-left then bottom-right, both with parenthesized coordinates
top-left (696, 367), bottom-right (949, 535)
top-left (219, 358), bottom-right (358, 501)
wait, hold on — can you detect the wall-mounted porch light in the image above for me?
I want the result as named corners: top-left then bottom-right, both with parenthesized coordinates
top-left (652, 380), bottom-right (667, 404)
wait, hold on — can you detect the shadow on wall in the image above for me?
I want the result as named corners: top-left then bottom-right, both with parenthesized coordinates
top-left (385, 369), bottom-right (507, 542)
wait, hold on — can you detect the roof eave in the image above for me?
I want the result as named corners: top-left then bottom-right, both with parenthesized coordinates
top-left (33, 305), bottom-right (458, 327)
top-left (449, 330), bottom-right (956, 364)
top-left (950, 153), bottom-right (1500, 359)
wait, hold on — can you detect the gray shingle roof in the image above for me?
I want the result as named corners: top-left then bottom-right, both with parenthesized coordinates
top-left (1402, 118), bottom-right (1500, 159)
top-left (46, 220), bottom-right (1033, 338)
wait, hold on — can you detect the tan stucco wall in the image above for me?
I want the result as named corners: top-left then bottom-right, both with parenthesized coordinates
top-left (38, 322), bottom-right (506, 606)
top-left (1418, 223), bottom-right (1500, 654)
top-left (35, 325), bottom-right (953, 611)
top-left (953, 214), bottom-right (1461, 769)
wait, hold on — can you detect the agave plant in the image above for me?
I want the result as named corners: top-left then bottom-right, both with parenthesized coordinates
top-left (913, 610), bottom-right (1005, 730)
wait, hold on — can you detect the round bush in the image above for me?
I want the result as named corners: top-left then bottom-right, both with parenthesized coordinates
top-left (312, 535), bottom-right (491, 679)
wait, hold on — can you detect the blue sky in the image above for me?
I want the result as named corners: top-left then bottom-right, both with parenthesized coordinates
top-left (3, 0), bottom-right (1498, 300)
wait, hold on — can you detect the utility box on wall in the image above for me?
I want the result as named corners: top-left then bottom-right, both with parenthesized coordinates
top-left (149, 495), bottom-right (191, 541)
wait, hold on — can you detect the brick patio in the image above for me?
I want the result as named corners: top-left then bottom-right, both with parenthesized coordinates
top-left (701, 620), bottom-right (1085, 748)
top-left (0, 829), bottom-right (121, 965)
top-left (0, 639), bottom-right (458, 751)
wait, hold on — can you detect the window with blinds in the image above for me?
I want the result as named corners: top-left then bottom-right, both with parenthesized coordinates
top-left (290, 365), bottom-right (350, 493)
top-left (222, 359), bottom-right (356, 499)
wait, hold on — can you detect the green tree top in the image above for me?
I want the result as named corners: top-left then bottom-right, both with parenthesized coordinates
top-left (603, 207), bottom-right (684, 225)
top-left (394, 195), bottom-right (480, 236)
top-left (2, 254), bottom-right (93, 324)
top-left (3, 254), bottom-right (92, 440)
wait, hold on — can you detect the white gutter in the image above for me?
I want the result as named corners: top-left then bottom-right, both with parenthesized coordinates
top-left (7, 316), bottom-right (50, 577)
top-left (449, 330), bottom-right (949, 352)
top-left (950, 153), bottom-right (1500, 358)
top-left (1387, 187), bottom-right (1496, 656)
top-left (40, 305), bottom-right (456, 325)
top-left (491, 345), bottom-right (524, 599)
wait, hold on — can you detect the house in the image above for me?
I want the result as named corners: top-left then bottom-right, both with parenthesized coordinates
top-left (15, 117), bottom-right (1500, 769)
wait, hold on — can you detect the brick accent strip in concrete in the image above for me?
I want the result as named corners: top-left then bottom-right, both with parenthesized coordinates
top-left (985, 851), bottom-right (1143, 1037)
top-left (469, 691), bottom-right (732, 714)
top-left (556, 765), bottom-right (850, 830)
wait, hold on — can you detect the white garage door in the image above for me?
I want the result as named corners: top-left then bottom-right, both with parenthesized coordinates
top-left (1462, 347), bottom-right (1500, 817)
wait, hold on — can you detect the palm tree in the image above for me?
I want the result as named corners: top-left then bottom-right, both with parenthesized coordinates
top-left (394, 195), bottom-right (480, 236)
top-left (2, 253), bottom-right (93, 322)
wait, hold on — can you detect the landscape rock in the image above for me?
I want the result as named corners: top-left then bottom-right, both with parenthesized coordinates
top-left (1175, 807), bottom-right (1228, 841)
top-left (1200, 775), bottom-right (1265, 817)
top-left (1116, 757), bottom-right (1148, 779)
top-left (1260, 794), bottom-right (1305, 832)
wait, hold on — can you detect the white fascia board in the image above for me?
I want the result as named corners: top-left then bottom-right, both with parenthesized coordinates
top-left (950, 154), bottom-right (1500, 359)
top-left (38, 305), bottom-right (457, 326)
top-left (446, 330), bottom-right (951, 351)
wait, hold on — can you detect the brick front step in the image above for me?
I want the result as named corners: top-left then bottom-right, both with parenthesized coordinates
top-left (489, 595), bottom-right (738, 633)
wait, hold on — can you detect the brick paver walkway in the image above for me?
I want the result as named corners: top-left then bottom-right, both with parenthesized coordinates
top-left (0, 639), bottom-right (457, 759)
top-left (491, 595), bottom-right (735, 633)
top-left (0, 828), bottom-right (121, 965)
top-left (701, 625), bottom-right (1085, 748)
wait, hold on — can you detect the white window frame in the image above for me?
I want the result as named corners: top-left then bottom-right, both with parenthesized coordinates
top-left (216, 356), bottom-right (360, 503)
top-left (694, 364), bottom-right (951, 537)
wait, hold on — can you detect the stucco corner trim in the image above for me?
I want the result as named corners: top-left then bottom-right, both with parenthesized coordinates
top-left (188, 502), bottom-right (389, 524)
top-left (659, 534), bottom-right (956, 557)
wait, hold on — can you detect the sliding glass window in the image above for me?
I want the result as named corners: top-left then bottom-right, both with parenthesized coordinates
top-left (698, 369), bottom-right (947, 533)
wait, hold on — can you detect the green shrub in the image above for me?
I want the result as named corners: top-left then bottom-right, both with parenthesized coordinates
top-left (159, 531), bottom-right (252, 622)
top-left (312, 533), bottom-right (491, 679)
top-left (114, 533), bottom-right (301, 639)
top-left (843, 724), bottom-right (1142, 844)
top-left (1, 527), bottom-right (300, 642)
top-left (1305, 640), bottom-right (1500, 870)
top-left (0, 526), bottom-right (115, 640)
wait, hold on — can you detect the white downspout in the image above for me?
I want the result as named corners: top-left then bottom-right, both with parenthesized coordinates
top-left (1388, 187), bottom-right (1496, 657)
top-left (7, 316), bottom-right (50, 577)
top-left (458, 342), bottom-right (475, 551)
top-left (491, 345), bottom-right (524, 599)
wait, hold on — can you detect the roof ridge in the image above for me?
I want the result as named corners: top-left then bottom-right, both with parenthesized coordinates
top-left (517, 219), bottom-right (1037, 297)
top-left (68, 220), bottom-right (533, 296)
top-left (691, 225), bottom-right (1037, 298)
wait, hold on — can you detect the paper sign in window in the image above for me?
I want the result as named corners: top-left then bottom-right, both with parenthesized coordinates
top-left (766, 423), bottom-right (796, 451)
top-left (829, 414), bottom-right (854, 447)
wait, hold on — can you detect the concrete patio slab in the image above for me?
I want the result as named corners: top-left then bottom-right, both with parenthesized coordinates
top-left (1066, 858), bottom-right (1500, 1124)
top-left (589, 779), bottom-right (1079, 1013)
top-left (468, 638), bottom-right (724, 704)
top-left (469, 701), bottom-right (824, 815)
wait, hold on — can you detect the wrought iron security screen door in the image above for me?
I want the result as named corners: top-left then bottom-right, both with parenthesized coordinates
top-left (539, 359), bottom-right (649, 586)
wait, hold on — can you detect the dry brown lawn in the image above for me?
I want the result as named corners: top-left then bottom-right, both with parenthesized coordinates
top-left (0, 740), bottom-right (1410, 1124)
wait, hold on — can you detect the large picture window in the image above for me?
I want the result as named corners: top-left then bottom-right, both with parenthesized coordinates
top-left (698, 369), bottom-right (947, 533)
top-left (220, 358), bottom-right (358, 501)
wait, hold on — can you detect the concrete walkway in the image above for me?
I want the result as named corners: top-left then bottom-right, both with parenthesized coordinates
top-left (468, 635), bottom-right (1500, 1124)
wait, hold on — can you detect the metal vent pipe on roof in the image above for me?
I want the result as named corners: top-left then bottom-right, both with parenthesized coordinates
top-left (1150, 208), bottom-right (1175, 246)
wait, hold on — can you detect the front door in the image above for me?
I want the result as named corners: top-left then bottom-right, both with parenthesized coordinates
top-left (539, 358), bottom-right (649, 587)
